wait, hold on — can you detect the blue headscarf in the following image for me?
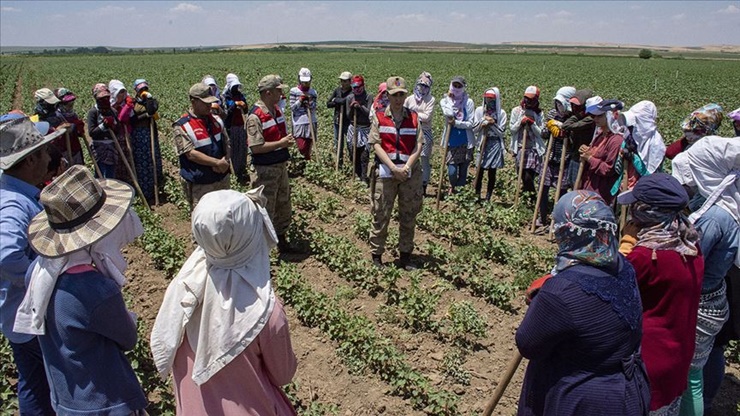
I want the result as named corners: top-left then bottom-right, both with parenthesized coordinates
top-left (552, 191), bottom-right (619, 274)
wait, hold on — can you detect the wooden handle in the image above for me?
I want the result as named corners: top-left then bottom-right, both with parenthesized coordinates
top-left (549, 136), bottom-right (570, 240)
top-left (531, 133), bottom-right (554, 232)
top-left (110, 130), bottom-right (150, 210)
top-left (514, 128), bottom-right (529, 206)
top-left (435, 124), bottom-right (452, 210)
top-left (483, 351), bottom-right (523, 416)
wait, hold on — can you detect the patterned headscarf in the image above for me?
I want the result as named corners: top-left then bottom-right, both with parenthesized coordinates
top-left (681, 103), bottom-right (723, 141)
top-left (414, 71), bottom-right (433, 104)
top-left (631, 201), bottom-right (699, 257)
top-left (448, 76), bottom-right (468, 121)
top-left (552, 191), bottom-right (619, 274)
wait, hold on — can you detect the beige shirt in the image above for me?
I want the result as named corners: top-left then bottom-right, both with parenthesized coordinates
top-left (404, 94), bottom-right (435, 132)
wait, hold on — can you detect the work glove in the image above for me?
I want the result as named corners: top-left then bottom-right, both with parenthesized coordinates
top-left (546, 119), bottom-right (563, 137)
top-left (235, 101), bottom-right (246, 109)
top-left (525, 274), bottom-right (552, 305)
top-left (521, 116), bottom-right (534, 126)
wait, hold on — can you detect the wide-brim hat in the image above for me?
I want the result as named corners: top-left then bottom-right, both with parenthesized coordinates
top-left (0, 114), bottom-right (65, 170)
top-left (28, 165), bottom-right (134, 258)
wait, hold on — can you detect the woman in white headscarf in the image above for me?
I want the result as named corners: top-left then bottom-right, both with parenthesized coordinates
top-left (618, 101), bottom-right (666, 187)
top-left (440, 76), bottom-right (476, 194)
top-left (404, 72), bottom-right (435, 195)
top-left (151, 188), bottom-right (297, 416)
top-left (472, 87), bottom-right (507, 201)
top-left (671, 136), bottom-right (740, 416)
top-left (222, 73), bottom-right (250, 182)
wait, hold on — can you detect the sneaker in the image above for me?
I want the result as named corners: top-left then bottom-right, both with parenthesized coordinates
top-left (399, 252), bottom-right (417, 271)
top-left (372, 254), bottom-right (384, 268)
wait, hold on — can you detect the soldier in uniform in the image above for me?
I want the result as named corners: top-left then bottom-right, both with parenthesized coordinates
top-left (173, 83), bottom-right (231, 211)
top-left (368, 76), bottom-right (423, 270)
top-left (246, 75), bottom-right (296, 253)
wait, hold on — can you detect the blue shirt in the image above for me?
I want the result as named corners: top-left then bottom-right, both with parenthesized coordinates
top-left (0, 172), bottom-right (42, 344)
top-left (695, 205), bottom-right (740, 293)
top-left (40, 268), bottom-right (147, 415)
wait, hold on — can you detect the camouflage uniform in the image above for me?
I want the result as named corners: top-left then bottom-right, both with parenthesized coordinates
top-left (368, 106), bottom-right (423, 256)
top-left (247, 100), bottom-right (291, 235)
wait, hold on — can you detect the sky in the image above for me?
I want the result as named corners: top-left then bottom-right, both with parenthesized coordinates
top-left (1, 1), bottom-right (739, 48)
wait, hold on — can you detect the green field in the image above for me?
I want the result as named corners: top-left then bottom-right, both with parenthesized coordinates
top-left (2, 50), bottom-right (739, 141)
top-left (1, 50), bottom-right (740, 415)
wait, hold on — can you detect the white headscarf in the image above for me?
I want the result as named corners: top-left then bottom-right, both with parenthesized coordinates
top-left (150, 188), bottom-right (278, 385)
top-left (14, 211), bottom-right (144, 335)
top-left (622, 101), bottom-right (666, 173)
top-left (671, 136), bottom-right (740, 265)
top-left (224, 73), bottom-right (242, 95)
top-left (553, 86), bottom-right (576, 116)
top-left (108, 79), bottom-right (127, 105)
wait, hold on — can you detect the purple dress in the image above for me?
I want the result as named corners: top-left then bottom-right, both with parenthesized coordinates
top-left (516, 258), bottom-right (650, 416)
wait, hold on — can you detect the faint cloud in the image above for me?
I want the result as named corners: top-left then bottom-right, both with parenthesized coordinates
top-left (714, 4), bottom-right (740, 14)
top-left (396, 13), bottom-right (431, 22)
top-left (535, 13), bottom-right (547, 19)
top-left (629, 5), bottom-right (642, 10)
top-left (671, 13), bottom-right (686, 21)
top-left (1, 6), bottom-right (21, 12)
top-left (171, 3), bottom-right (202, 13)
top-left (554, 10), bottom-right (572, 18)
top-left (503, 13), bottom-right (516, 20)
top-left (450, 12), bottom-right (466, 20)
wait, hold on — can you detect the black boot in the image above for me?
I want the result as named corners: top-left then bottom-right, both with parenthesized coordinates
top-left (372, 253), bottom-right (383, 268)
top-left (399, 252), bottom-right (417, 271)
top-left (278, 234), bottom-right (298, 254)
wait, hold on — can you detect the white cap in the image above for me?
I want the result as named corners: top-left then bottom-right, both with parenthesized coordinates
top-left (338, 71), bottom-right (352, 80)
top-left (298, 67), bottom-right (312, 83)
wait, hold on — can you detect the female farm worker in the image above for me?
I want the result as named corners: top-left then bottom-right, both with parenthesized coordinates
top-left (509, 86), bottom-right (545, 205)
top-left (404, 72), bottom-right (435, 195)
top-left (472, 87), bottom-right (507, 202)
top-left (618, 173), bottom-right (703, 415)
top-left (368, 76), bottom-right (423, 271)
top-left (151, 188), bottom-right (298, 415)
top-left (516, 190), bottom-right (650, 416)
top-left (14, 165), bottom-right (148, 415)
top-left (579, 97), bottom-right (624, 205)
top-left (289, 67), bottom-right (318, 160)
top-left (440, 76), bottom-right (475, 194)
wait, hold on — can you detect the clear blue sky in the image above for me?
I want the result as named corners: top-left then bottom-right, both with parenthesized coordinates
top-left (1, 1), bottom-right (739, 48)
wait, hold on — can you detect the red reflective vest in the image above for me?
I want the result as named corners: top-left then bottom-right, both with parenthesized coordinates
top-left (376, 110), bottom-right (418, 163)
top-left (250, 104), bottom-right (290, 165)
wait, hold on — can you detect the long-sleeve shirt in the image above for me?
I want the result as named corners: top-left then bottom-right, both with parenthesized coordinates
top-left (473, 106), bottom-right (507, 143)
top-left (627, 246), bottom-right (703, 411)
top-left (39, 267), bottom-right (147, 415)
top-left (326, 87), bottom-right (352, 124)
top-left (0, 173), bottom-right (41, 344)
top-left (173, 301), bottom-right (298, 415)
top-left (289, 87), bottom-right (317, 126)
top-left (509, 106), bottom-right (545, 156)
top-left (562, 114), bottom-right (596, 162)
top-left (404, 94), bottom-right (435, 133)
top-left (86, 106), bottom-right (119, 166)
top-left (440, 96), bottom-right (475, 148)
top-left (581, 130), bottom-right (623, 205)
top-left (344, 91), bottom-right (373, 126)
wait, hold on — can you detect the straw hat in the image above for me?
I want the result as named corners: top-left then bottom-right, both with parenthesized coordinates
top-left (28, 165), bottom-right (135, 258)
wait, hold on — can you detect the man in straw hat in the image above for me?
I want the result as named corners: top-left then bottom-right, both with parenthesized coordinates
top-left (14, 164), bottom-right (148, 415)
top-left (247, 75), bottom-right (297, 253)
top-left (173, 82), bottom-right (232, 211)
top-left (0, 112), bottom-right (64, 414)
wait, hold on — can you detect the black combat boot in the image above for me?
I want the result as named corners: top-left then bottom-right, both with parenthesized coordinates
top-left (399, 252), bottom-right (417, 271)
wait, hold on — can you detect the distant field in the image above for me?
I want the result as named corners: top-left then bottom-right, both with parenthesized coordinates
top-left (2, 50), bottom-right (738, 141)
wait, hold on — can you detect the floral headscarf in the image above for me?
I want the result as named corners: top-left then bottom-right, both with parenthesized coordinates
top-left (552, 191), bottom-right (619, 274)
top-left (631, 201), bottom-right (699, 257)
top-left (681, 103), bottom-right (723, 141)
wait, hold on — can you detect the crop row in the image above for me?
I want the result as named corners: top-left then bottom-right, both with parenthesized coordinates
top-left (273, 260), bottom-right (460, 415)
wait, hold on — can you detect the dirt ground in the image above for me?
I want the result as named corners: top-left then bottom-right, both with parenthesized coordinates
top-left (120, 169), bottom-right (740, 415)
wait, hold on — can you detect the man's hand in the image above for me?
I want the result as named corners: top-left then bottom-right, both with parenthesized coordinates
top-left (281, 134), bottom-right (295, 148)
top-left (392, 165), bottom-right (408, 181)
top-left (351, 100), bottom-right (360, 108)
top-left (213, 157), bottom-right (230, 174)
